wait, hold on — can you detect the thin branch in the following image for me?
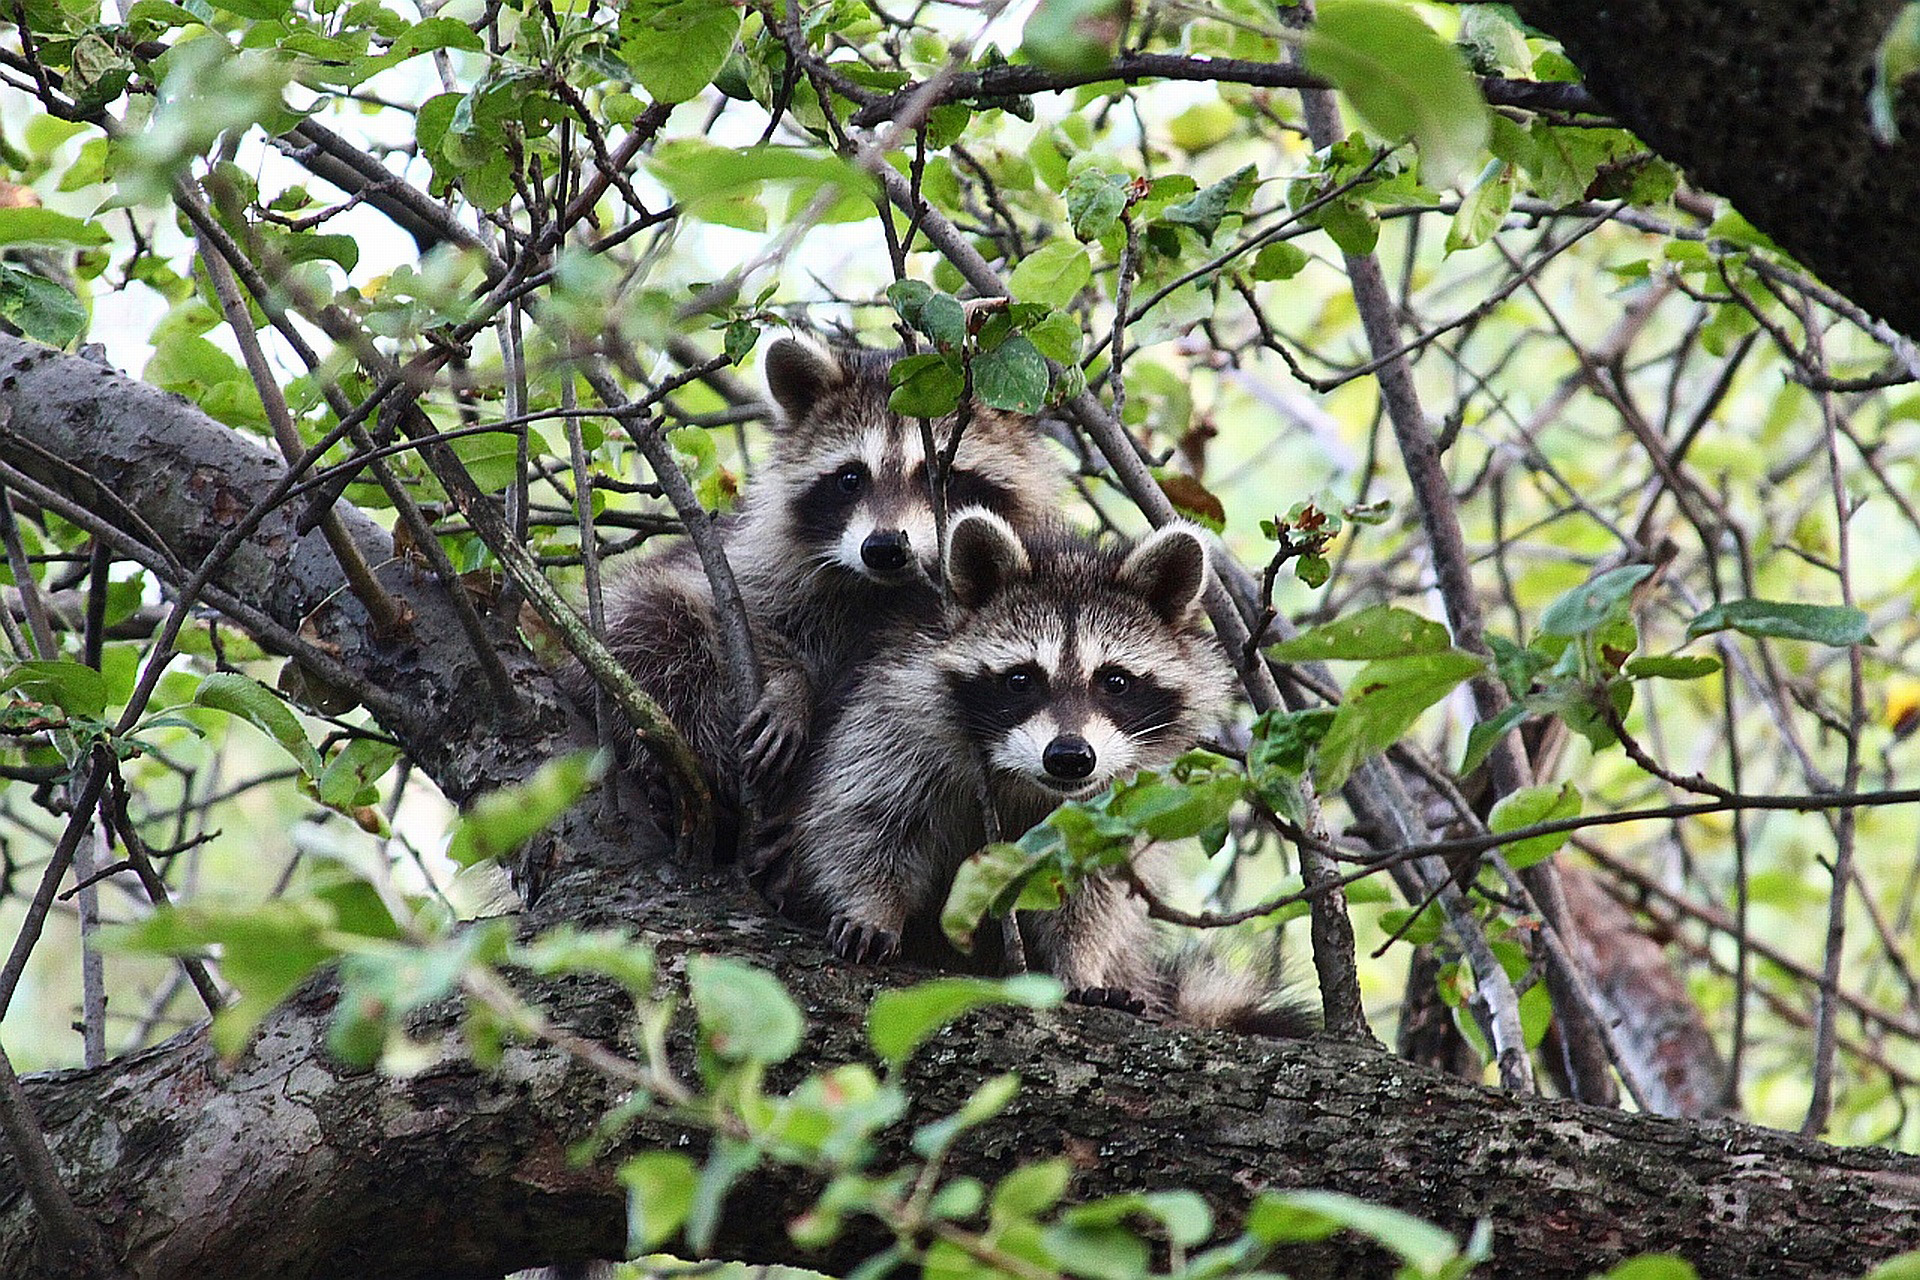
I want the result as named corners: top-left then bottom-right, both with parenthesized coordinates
top-left (849, 54), bottom-right (1602, 127)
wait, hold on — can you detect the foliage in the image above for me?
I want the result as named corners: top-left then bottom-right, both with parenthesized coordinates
top-left (4, 0), bottom-right (1920, 1269)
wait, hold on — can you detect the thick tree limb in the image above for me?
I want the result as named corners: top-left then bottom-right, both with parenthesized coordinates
top-left (0, 336), bottom-right (573, 808)
top-left (1510, 1), bottom-right (1920, 341)
top-left (5, 857), bottom-right (1920, 1280)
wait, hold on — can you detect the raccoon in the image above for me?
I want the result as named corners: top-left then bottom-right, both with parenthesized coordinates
top-left (576, 336), bottom-right (1063, 845)
top-left (766, 509), bottom-right (1299, 1024)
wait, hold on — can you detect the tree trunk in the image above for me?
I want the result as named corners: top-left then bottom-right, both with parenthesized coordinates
top-left (6, 857), bottom-right (1920, 1280)
top-left (1510, 1), bottom-right (1920, 342)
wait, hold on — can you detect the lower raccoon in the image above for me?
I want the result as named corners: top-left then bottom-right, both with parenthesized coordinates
top-left (569, 336), bottom-right (1060, 846)
top-left (766, 510), bottom-right (1313, 1033)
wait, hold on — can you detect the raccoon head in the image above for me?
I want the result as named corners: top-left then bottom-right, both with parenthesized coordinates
top-left (942, 511), bottom-right (1234, 801)
top-left (762, 335), bottom-right (1057, 587)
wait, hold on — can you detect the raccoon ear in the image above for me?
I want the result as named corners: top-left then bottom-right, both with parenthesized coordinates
top-left (1122, 523), bottom-right (1210, 624)
top-left (947, 510), bottom-right (1030, 608)
top-left (764, 335), bottom-right (848, 427)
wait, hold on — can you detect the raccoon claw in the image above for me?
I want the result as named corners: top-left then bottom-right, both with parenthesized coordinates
top-left (744, 821), bottom-right (798, 910)
top-left (827, 917), bottom-right (900, 965)
top-left (1068, 986), bottom-right (1148, 1016)
top-left (733, 679), bottom-right (810, 790)
top-left (739, 716), bottom-right (805, 792)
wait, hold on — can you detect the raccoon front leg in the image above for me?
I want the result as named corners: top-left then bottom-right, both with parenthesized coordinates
top-left (735, 645), bottom-right (814, 798)
top-left (807, 824), bottom-right (957, 964)
top-left (1023, 875), bottom-right (1159, 1008)
top-left (783, 740), bottom-right (965, 964)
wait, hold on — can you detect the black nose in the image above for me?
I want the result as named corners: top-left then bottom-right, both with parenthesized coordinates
top-left (1043, 735), bottom-right (1096, 780)
top-left (862, 530), bottom-right (911, 572)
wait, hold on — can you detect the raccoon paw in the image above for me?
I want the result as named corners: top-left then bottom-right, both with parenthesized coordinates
top-left (1067, 986), bottom-right (1148, 1016)
top-left (744, 821), bottom-right (797, 909)
top-left (827, 917), bottom-right (901, 965)
top-left (737, 691), bottom-right (809, 794)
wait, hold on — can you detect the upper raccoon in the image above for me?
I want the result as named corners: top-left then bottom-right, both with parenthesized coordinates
top-left (768, 510), bottom-right (1252, 1011)
top-left (576, 336), bottom-right (1062, 844)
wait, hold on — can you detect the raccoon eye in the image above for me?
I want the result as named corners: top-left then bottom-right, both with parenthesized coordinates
top-left (834, 463), bottom-right (867, 495)
top-left (1096, 668), bottom-right (1133, 696)
top-left (1002, 670), bottom-right (1036, 694)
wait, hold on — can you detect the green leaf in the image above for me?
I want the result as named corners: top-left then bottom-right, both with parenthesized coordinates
top-left (1684, 599), bottom-right (1873, 647)
top-left (100, 898), bottom-right (345, 1056)
top-left (0, 267), bottom-right (87, 348)
top-left (942, 840), bottom-right (1046, 951)
top-left (888, 352), bottom-right (964, 418)
top-left (314, 737), bottom-right (400, 811)
top-left (1861, 1252), bottom-right (1920, 1280)
top-left (1026, 311), bottom-right (1082, 363)
top-left (1041, 1222), bottom-right (1150, 1280)
top-left (868, 975), bottom-right (1063, 1067)
top-left (1446, 159), bottom-right (1513, 252)
top-left (1161, 164), bottom-right (1256, 244)
top-left (620, 0), bottom-right (741, 104)
top-left (388, 16), bottom-right (485, 58)
top-left (1313, 197), bottom-right (1379, 256)
top-left (1021, 0), bottom-right (1127, 74)
top-left (1487, 781), bottom-right (1581, 870)
top-left (887, 279), bottom-right (934, 328)
top-left (1459, 702), bottom-right (1528, 776)
top-left (1065, 169), bottom-right (1130, 240)
top-left (1250, 240), bottom-right (1310, 281)
top-left (914, 1072), bottom-right (1021, 1160)
top-left (1625, 655), bottom-right (1722, 681)
top-left (194, 672), bottom-right (323, 777)
top-left (1539, 565), bottom-right (1653, 637)
top-left (1248, 1189), bottom-right (1460, 1275)
top-left (1269, 604), bottom-right (1452, 661)
top-left (1107, 770), bottom-right (1239, 840)
top-left (1304, 0), bottom-right (1492, 189)
top-left (1591, 1258), bottom-right (1702, 1280)
top-left (686, 1136), bottom-right (756, 1254)
top-left (1008, 240), bottom-right (1092, 310)
top-left (931, 1178), bottom-right (986, 1221)
top-left (2, 659), bottom-right (109, 719)
top-left (919, 292), bottom-right (967, 347)
top-left (1065, 1191), bottom-right (1213, 1247)
top-left (1459, 4), bottom-right (1534, 75)
top-left (0, 207), bottom-right (110, 248)
top-left (620, 1152), bottom-right (698, 1252)
top-left (514, 927), bottom-right (656, 999)
top-left (992, 1157), bottom-right (1072, 1221)
top-left (1248, 707), bottom-right (1335, 825)
top-left (444, 751), bottom-right (601, 867)
top-left (687, 954), bottom-right (804, 1064)
top-left (1314, 650), bottom-right (1484, 791)
top-left (1872, 5), bottom-right (1920, 143)
top-left (972, 334), bottom-right (1049, 413)
top-left (650, 141), bottom-right (877, 216)
top-left (206, 0), bottom-right (291, 16)
top-left (1378, 902), bottom-right (1444, 947)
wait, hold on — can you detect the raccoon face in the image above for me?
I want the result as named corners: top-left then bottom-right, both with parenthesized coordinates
top-left (764, 336), bottom-right (1051, 587)
top-left (941, 511), bottom-right (1229, 801)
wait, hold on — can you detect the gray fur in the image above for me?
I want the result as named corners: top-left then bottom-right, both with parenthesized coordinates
top-left (571, 336), bottom-right (1062, 848)
top-left (772, 514), bottom-right (1239, 1002)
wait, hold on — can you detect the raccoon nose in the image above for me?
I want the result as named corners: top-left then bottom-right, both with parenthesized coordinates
top-left (862, 530), bottom-right (912, 572)
top-left (1043, 735), bottom-right (1097, 781)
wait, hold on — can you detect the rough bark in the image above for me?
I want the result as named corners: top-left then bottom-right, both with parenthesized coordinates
top-left (7, 860), bottom-right (1920, 1280)
top-left (1508, 1), bottom-right (1920, 342)
top-left (0, 338), bottom-right (574, 810)
top-left (4, 337), bottom-right (1920, 1278)
top-left (1560, 866), bottom-right (1731, 1120)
